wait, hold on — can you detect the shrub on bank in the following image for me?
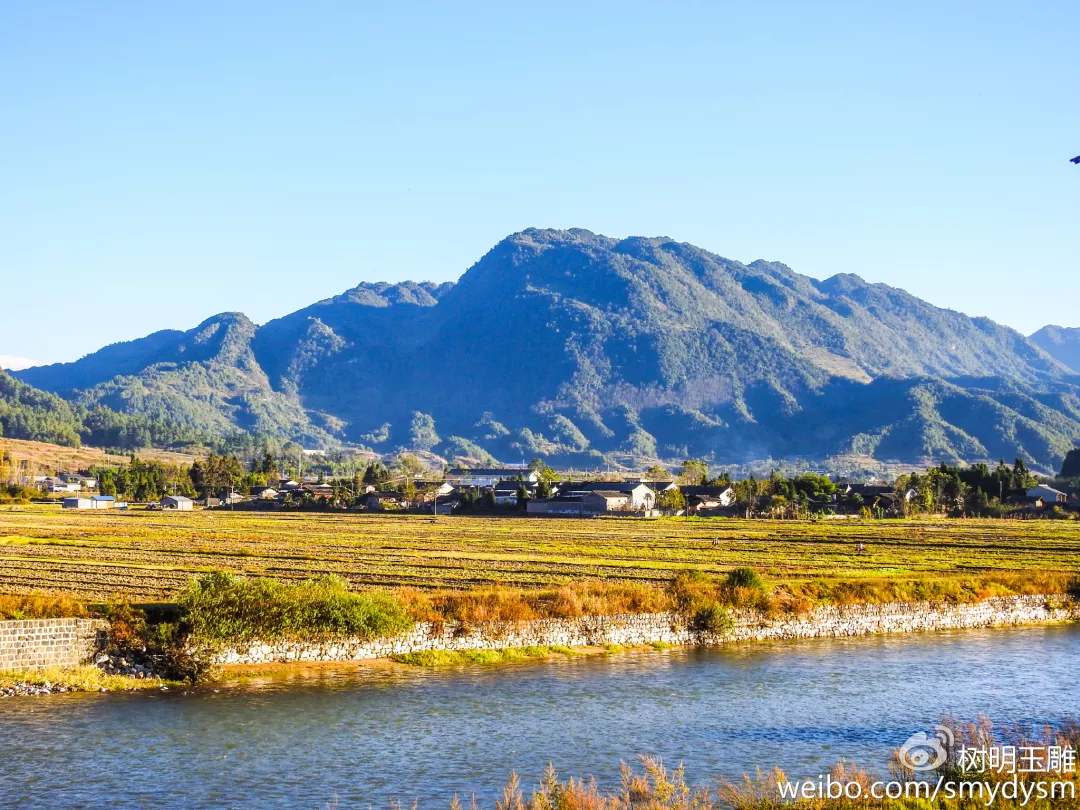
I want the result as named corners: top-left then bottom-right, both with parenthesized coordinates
top-left (725, 567), bottom-right (765, 591)
top-left (691, 603), bottom-right (734, 634)
top-left (178, 572), bottom-right (413, 645)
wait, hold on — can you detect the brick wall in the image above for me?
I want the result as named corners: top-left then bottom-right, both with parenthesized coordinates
top-left (0, 618), bottom-right (108, 672)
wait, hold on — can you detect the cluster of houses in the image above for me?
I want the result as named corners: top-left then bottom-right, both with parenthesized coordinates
top-left (439, 468), bottom-right (738, 517)
top-left (45, 463), bottom-right (1080, 517)
top-left (35, 473), bottom-right (98, 493)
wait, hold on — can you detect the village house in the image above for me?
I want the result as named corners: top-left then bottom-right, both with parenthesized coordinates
top-left (60, 473), bottom-right (97, 489)
top-left (492, 479), bottom-right (542, 506)
top-left (428, 481), bottom-right (457, 496)
top-left (1027, 484), bottom-right (1067, 504)
top-left (527, 490), bottom-right (632, 516)
top-left (160, 495), bottom-right (194, 511)
top-left (44, 476), bottom-right (80, 493)
top-left (422, 490), bottom-right (463, 515)
top-left (447, 467), bottom-right (541, 487)
top-left (582, 491), bottom-right (633, 512)
top-left (556, 481), bottom-right (657, 511)
top-left (366, 491), bottom-right (403, 510)
top-left (527, 495), bottom-right (585, 516)
top-left (302, 482), bottom-right (335, 499)
top-left (680, 485), bottom-right (736, 515)
top-left (63, 495), bottom-right (120, 510)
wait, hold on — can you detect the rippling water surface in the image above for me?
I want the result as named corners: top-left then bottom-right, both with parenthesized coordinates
top-left (3, 625), bottom-right (1078, 809)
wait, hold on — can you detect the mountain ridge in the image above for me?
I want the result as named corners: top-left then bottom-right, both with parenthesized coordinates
top-left (12, 228), bottom-right (1080, 470)
top-left (1030, 325), bottom-right (1080, 374)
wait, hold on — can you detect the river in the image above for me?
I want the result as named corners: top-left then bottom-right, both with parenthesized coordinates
top-left (2, 624), bottom-right (1078, 809)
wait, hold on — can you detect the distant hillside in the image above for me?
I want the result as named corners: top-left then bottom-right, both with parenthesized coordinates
top-left (18, 313), bottom-right (335, 447)
top-left (1031, 325), bottom-right (1080, 373)
top-left (14, 228), bottom-right (1080, 471)
top-left (0, 436), bottom-right (197, 474)
top-left (0, 368), bottom-right (85, 446)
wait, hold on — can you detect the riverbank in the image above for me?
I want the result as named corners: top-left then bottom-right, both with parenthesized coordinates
top-left (4, 627), bottom-right (1078, 808)
top-left (0, 664), bottom-right (176, 697)
top-left (215, 593), bottom-right (1077, 666)
top-left (0, 588), bottom-right (1075, 693)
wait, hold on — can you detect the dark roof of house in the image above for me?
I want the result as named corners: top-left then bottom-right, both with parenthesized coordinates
top-left (848, 484), bottom-right (892, 496)
top-left (449, 468), bottom-right (532, 476)
top-left (588, 490), bottom-right (631, 499)
top-left (560, 481), bottom-right (649, 493)
top-left (368, 491), bottom-right (401, 499)
top-left (493, 480), bottom-right (538, 491)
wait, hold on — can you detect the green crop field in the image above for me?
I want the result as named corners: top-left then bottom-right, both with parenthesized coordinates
top-left (1, 506), bottom-right (1079, 601)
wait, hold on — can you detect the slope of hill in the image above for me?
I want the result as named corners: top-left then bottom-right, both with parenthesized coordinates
top-left (19, 313), bottom-right (336, 447)
top-left (12, 229), bottom-right (1080, 470)
top-left (0, 369), bottom-right (85, 446)
top-left (0, 436), bottom-right (197, 475)
top-left (1031, 325), bottom-right (1080, 373)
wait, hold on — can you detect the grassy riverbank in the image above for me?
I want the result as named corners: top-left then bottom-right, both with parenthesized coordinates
top-left (0, 665), bottom-right (175, 696)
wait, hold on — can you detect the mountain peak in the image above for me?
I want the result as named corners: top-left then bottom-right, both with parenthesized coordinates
top-left (10, 228), bottom-right (1078, 469)
top-left (1030, 325), bottom-right (1080, 373)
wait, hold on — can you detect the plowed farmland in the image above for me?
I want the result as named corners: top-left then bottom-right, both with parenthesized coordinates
top-left (1, 506), bottom-right (1078, 601)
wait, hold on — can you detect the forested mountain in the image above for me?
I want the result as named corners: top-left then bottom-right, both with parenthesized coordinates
top-left (1031, 325), bottom-right (1080, 374)
top-left (0, 369), bottom-right (85, 446)
top-left (12, 228), bottom-right (1080, 470)
top-left (0, 367), bottom-right (216, 451)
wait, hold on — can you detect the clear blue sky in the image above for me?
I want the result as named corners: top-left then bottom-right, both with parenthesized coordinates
top-left (2, 1), bottom-right (1077, 368)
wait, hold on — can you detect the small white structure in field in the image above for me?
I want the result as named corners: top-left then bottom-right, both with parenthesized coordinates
top-left (160, 495), bottom-right (194, 511)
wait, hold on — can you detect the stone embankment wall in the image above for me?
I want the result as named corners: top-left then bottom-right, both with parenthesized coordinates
top-left (217, 594), bottom-right (1075, 665)
top-left (0, 618), bottom-right (108, 671)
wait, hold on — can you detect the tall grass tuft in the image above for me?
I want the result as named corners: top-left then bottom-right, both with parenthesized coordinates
top-left (422, 720), bottom-right (1080, 810)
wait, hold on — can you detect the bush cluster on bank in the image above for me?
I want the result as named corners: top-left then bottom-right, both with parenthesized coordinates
top-left (178, 572), bottom-right (413, 645)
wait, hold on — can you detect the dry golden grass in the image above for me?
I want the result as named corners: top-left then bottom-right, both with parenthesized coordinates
top-left (0, 507), bottom-right (1078, 606)
top-left (0, 590), bottom-right (89, 620)
top-left (0, 437), bottom-right (198, 474)
top-left (0, 664), bottom-right (170, 692)
top-left (433, 719), bottom-right (1080, 810)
